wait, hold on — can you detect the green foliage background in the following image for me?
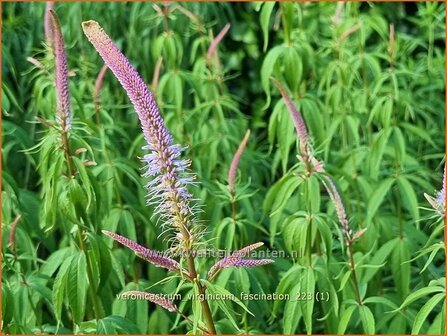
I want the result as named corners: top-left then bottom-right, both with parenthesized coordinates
top-left (2, 2), bottom-right (446, 334)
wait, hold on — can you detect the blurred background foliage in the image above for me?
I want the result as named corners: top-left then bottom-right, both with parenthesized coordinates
top-left (2, 1), bottom-right (446, 334)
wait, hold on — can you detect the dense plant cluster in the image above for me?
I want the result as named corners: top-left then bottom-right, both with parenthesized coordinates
top-left (2, 2), bottom-right (445, 334)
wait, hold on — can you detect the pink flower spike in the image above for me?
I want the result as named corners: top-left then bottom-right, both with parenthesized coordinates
top-left (208, 242), bottom-right (268, 279)
top-left (207, 23), bottom-right (231, 60)
top-left (271, 77), bottom-right (309, 153)
top-left (232, 259), bottom-right (274, 268)
top-left (102, 230), bottom-right (180, 271)
top-left (44, 2), bottom-right (55, 47)
top-left (94, 64), bottom-right (108, 113)
top-left (83, 21), bottom-right (195, 248)
top-left (228, 129), bottom-right (251, 193)
top-left (321, 175), bottom-right (351, 239)
top-left (49, 10), bottom-right (71, 132)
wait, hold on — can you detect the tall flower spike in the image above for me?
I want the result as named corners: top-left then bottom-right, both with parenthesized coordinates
top-left (321, 176), bottom-right (350, 236)
top-left (228, 129), bottom-right (250, 193)
top-left (83, 21), bottom-right (196, 249)
top-left (207, 242), bottom-right (270, 279)
top-left (207, 23), bottom-right (231, 60)
top-left (94, 64), bottom-right (108, 115)
top-left (44, 2), bottom-right (55, 47)
top-left (102, 230), bottom-right (180, 271)
top-left (271, 77), bottom-right (309, 155)
top-left (49, 10), bottom-right (71, 132)
top-left (121, 290), bottom-right (177, 312)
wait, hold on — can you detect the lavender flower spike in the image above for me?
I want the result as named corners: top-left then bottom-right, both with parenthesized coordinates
top-left (49, 10), bottom-right (71, 132)
top-left (83, 21), bottom-right (195, 248)
top-left (271, 77), bottom-right (309, 154)
top-left (435, 164), bottom-right (446, 210)
top-left (44, 2), bottom-right (55, 47)
top-left (94, 64), bottom-right (108, 115)
top-left (102, 230), bottom-right (180, 271)
top-left (208, 242), bottom-right (271, 279)
top-left (228, 129), bottom-right (250, 193)
top-left (121, 290), bottom-right (177, 312)
top-left (425, 163), bottom-right (446, 217)
top-left (232, 259), bottom-right (274, 268)
top-left (207, 23), bottom-right (231, 60)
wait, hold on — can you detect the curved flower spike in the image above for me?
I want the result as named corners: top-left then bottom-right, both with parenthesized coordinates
top-left (49, 10), bottom-right (71, 132)
top-left (120, 290), bottom-right (177, 312)
top-left (271, 77), bottom-right (309, 154)
top-left (102, 230), bottom-right (180, 271)
top-left (83, 21), bottom-right (196, 250)
top-left (207, 242), bottom-right (272, 280)
top-left (207, 23), bottom-right (231, 60)
top-left (94, 64), bottom-right (108, 115)
top-left (228, 129), bottom-right (250, 193)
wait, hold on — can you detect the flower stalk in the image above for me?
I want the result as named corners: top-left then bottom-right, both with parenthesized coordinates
top-left (228, 130), bottom-right (251, 195)
top-left (49, 10), bottom-right (73, 177)
top-left (228, 129), bottom-right (250, 227)
top-left (83, 20), bottom-right (216, 333)
top-left (272, 77), bottom-right (364, 304)
top-left (207, 23), bottom-right (230, 73)
top-left (50, 10), bottom-right (104, 320)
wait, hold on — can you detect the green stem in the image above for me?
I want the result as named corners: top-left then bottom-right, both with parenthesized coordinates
top-left (99, 127), bottom-right (123, 207)
top-left (77, 227), bottom-right (102, 320)
top-left (172, 196), bottom-right (216, 333)
top-left (347, 244), bottom-right (362, 305)
top-left (187, 256), bottom-right (217, 334)
top-left (230, 193), bottom-right (239, 248)
top-left (61, 129), bottom-right (74, 177)
top-left (280, 3), bottom-right (292, 46)
top-left (307, 215), bottom-right (312, 266)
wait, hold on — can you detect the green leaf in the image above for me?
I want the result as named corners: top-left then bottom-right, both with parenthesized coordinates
top-left (53, 255), bottom-right (75, 322)
top-left (366, 177), bottom-right (394, 223)
top-left (368, 128), bottom-right (392, 180)
top-left (392, 126), bottom-right (406, 163)
top-left (391, 238), bottom-right (410, 298)
top-left (339, 270), bottom-right (352, 292)
top-left (359, 305), bottom-right (375, 334)
top-left (204, 280), bottom-right (253, 317)
top-left (397, 176), bottom-right (420, 223)
top-left (283, 282), bottom-right (302, 334)
top-left (261, 45), bottom-right (286, 108)
top-left (260, 2), bottom-right (276, 51)
top-left (96, 318), bottom-right (115, 334)
top-left (67, 252), bottom-right (88, 323)
top-left (301, 267), bottom-right (315, 334)
top-left (396, 286), bottom-right (445, 311)
top-left (412, 293), bottom-right (445, 334)
top-left (103, 315), bottom-right (141, 334)
top-left (362, 238), bottom-right (398, 283)
top-left (204, 281), bottom-right (241, 332)
top-left (337, 305), bottom-right (356, 334)
top-left (363, 296), bottom-right (398, 310)
top-left (265, 175), bottom-right (302, 216)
